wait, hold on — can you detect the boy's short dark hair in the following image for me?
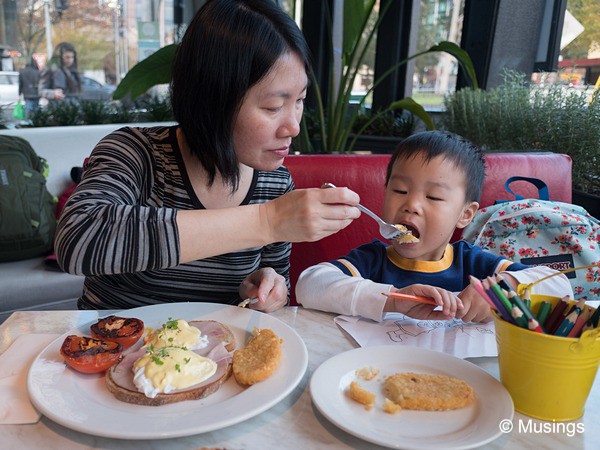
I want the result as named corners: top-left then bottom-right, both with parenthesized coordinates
top-left (385, 130), bottom-right (485, 203)
top-left (171, 0), bottom-right (312, 189)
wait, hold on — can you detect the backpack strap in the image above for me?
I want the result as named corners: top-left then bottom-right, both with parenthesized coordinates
top-left (495, 176), bottom-right (550, 204)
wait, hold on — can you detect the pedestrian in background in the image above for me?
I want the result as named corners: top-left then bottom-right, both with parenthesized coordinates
top-left (39, 42), bottom-right (82, 104)
top-left (18, 57), bottom-right (41, 117)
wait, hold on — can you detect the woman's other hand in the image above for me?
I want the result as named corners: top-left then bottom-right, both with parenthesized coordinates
top-left (239, 267), bottom-right (288, 313)
top-left (263, 187), bottom-right (360, 243)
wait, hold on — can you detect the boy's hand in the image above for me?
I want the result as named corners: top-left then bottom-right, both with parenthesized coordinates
top-left (456, 285), bottom-right (494, 323)
top-left (384, 284), bottom-right (464, 319)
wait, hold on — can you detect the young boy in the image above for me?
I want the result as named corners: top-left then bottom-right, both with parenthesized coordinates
top-left (296, 131), bottom-right (572, 322)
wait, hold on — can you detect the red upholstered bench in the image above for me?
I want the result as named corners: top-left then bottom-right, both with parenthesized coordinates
top-left (284, 152), bottom-right (572, 305)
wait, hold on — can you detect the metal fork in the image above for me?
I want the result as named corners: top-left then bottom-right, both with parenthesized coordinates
top-left (321, 182), bottom-right (403, 240)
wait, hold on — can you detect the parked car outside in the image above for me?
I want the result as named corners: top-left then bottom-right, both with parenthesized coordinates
top-left (0, 71), bottom-right (19, 106)
top-left (3, 73), bottom-right (114, 106)
top-left (81, 76), bottom-right (115, 101)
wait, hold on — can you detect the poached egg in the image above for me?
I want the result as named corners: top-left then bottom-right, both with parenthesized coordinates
top-left (133, 346), bottom-right (217, 398)
top-left (144, 318), bottom-right (209, 350)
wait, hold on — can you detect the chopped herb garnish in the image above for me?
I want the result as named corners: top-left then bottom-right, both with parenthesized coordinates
top-left (175, 364), bottom-right (181, 373)
top-left (184, 357), bottom-right (191, 364)
top-left (163, 318), bottom-right (179, 330)
top-left (152, 356), bottom-right (164, 365)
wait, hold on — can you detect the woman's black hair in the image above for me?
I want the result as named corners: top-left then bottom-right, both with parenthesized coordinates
top-left (51, 42), bottom-right (78, 70)
top-left (171, 0), bottom-right (312, 189)
top-left (385, 130), bottom-right (486, 203)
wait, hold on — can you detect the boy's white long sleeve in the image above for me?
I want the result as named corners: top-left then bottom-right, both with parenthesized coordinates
top-left (296, 262), bottom-right (574, 323)
top-left (296, 263), bottom-right (392, 322)
top-left (500, 265), bottom-right (574, 298)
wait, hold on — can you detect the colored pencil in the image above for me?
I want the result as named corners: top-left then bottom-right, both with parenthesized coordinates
top-left (536, 301), bottom-right (552, 326)
top-left (544, 295), bottom-right (570, 333)
top-left (567, 306), bottom-right (592, 338)
top-left (502, 289), bottom-right (528, 328)
top-left (550, 300), bottom-right (574, 335)
top-left (581, 306), bottom-right (600, 334)
top-left (565, 298), bottom-right (586, 316)
top-left (487, 277), bottom-right (513, 313)
top-left (482, 278), bottom-right (514, 323)
top-left (382, 292), bottom-right (437, 305)
top-left (496, 274), bottom-right (536, 322)
top-left (509, 303), bottom-right (529, 328)
top-left (468, 275), bottom-right (495, 308)
top-left (527, 317), bottom-right (544, 333)
top-left (505, 288), bottom-right (537, 322)
top-left (553, 307), bottom-right (580, 337)
top-left (469, 275), bottom-right (509, 320)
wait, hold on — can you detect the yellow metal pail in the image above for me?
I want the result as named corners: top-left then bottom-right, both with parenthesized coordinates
top-left (493, 293), bottom-right (600, 421)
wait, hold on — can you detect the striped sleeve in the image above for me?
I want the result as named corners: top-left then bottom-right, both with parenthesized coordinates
top-left (54, 127), bottom-right (180, 276)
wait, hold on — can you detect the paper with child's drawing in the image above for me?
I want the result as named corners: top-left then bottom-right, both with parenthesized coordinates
top-left (334, 313), bottom-right (497, 358)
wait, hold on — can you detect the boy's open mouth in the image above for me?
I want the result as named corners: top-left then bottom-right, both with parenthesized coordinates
top-left (403, 224), bottom-right (420, 239)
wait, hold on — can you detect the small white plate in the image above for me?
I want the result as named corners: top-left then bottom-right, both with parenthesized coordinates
top-left (27, 302), bottom-right (307, 439)
top-left (310, 346), bottom-right (513, 449)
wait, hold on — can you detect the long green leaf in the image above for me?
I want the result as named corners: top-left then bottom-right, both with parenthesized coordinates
top-left (388, 98), bottom-right (435, 130)
top-left (427, 42), bottom-right (478, 90)
top-left (346, 97), bottom-right (435, 152)
top-left (343, 0), bottom-right (375, 59)
top-left (113, 44), bottom-right (177, 100)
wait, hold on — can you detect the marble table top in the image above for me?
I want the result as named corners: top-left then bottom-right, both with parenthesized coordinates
top-left (1, 306), bottom-right (598, 449)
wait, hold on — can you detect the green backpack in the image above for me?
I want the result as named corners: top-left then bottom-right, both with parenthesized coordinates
top-left (0, 135), bottom-right (57, 262)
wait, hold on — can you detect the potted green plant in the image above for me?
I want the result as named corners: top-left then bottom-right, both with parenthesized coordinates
top-left (442, 70), bottom-right (600, 217)
top-left (291, 1), bottom-right (477, 153)
top-left (347, 109), bottom-right (414, 153)
top-left (112, 2), bottom-right (477, 154)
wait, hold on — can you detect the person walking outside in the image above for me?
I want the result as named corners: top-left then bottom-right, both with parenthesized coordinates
top-left (39, 42), bottom-right (82, 104)
top-left (18, 57), bottom-right (41, 117)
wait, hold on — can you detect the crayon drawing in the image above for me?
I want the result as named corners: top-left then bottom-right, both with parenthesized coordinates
top-left (334, 313), bottom-right (498, 358)
top-left (386, 316), bottom-right (494, 343)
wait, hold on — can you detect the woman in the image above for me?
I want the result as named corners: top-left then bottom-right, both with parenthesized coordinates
top-left (55, 0), bottom-right (360, 313)
top-left (38, 42), bottom-right (82, 103)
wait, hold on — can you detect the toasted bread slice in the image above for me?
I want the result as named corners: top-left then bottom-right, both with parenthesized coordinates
top-left (105, 320), bottom-right (235, 406)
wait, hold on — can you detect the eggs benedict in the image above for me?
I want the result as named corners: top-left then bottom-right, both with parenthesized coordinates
top-left (106, 319), bottom-right (236, 406)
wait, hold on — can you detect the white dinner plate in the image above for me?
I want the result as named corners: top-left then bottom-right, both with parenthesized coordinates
top-left (27, 302), bottom-right (307, 439)
top-left (310, 346), bottom-right (513, 449)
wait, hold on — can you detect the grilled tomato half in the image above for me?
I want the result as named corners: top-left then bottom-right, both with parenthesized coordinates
top-left (60, 335), bottom-right (123, 373)
top-left (90, 315), bottom-right (145, 349)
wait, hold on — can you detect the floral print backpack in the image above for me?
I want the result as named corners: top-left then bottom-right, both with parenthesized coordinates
top-left (462, 178), bottom-right (600, 300)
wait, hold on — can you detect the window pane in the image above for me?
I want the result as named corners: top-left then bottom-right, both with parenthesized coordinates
top-left (413, 0), bottom-right (466, 111)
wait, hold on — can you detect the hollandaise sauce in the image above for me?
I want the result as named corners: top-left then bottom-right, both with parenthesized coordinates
top-left (133, 347), bottom-right (217, 398)
top-left (144, 318), bottom-right (209, 350)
